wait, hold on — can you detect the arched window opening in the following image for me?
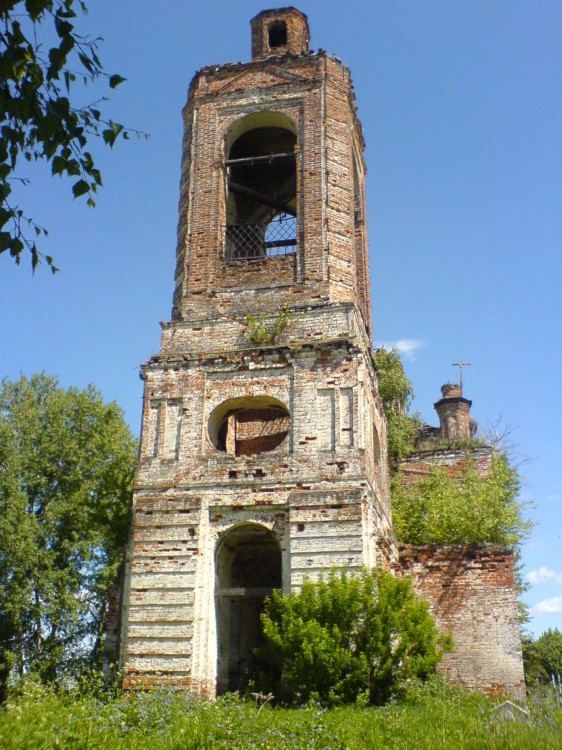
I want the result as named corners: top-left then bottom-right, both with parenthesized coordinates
top-left (268, 21), bottom-right (288, 49)
top-left (216, 524), bottom-right (282, 693)
top-left (209, 397), bottom-right (290, 456)
top-left (225, 122), bottom-right (297, 260)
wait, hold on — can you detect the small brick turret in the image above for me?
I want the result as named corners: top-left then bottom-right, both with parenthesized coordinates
top-left (434, 383), bottom-right (476, 443)
top-left (251, 8), bottom-right (310, 60)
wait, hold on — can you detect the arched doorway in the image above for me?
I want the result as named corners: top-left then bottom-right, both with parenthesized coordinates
top-left (215, 524), bottom-right (281, 693)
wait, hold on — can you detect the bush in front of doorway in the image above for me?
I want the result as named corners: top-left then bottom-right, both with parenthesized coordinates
top-left (254, 567), bottom-right (452, 706)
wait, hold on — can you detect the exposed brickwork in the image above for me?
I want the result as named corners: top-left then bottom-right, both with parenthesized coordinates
top-left (121, 26), bottom-right (392, 682)
top-left (116, 8), bottom-right (524, 699)
top-left (434, 384), bottom-right (475, 443)
top-left (400, 545), bottom-right (526, 699)
top-left (397, 387), bottom-right (523, 699)
top-left (171, 48), bottom-right (371, 337)
top-left (398, 446), bottom-right (493, 485)
top-left (251, 8), bottom-right (310, 61)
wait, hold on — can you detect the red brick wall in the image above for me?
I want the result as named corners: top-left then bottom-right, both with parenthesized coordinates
top-left (400, 544), bottom-right (525, 698)
top-left (398, 447), bottom-right (493, 485)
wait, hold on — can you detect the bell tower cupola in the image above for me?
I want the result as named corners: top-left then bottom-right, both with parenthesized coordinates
top-left (251, 7), bottom-right (310, 60)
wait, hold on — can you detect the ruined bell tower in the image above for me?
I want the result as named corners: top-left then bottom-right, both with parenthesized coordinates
top-left (120, 7), bottom-right (395, 695)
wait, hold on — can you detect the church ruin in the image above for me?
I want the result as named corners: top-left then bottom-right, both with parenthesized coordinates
top-left (116, 8), bottom-right (525, 698)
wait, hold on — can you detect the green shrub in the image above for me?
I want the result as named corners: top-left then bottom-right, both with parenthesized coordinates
top-left (391, 453), bottom-right (531, 547)
top-left (374, 348), bottom-right (420, 464)
top-left (245, 306), bottom-right (300, 346)
top-left (523, 629), bottom-right (562, 686)
top-left (255, 567), bottom-right (452, 706)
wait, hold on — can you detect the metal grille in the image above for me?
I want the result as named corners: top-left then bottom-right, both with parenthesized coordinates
top-left (225, 216), bottom-right (296, 260)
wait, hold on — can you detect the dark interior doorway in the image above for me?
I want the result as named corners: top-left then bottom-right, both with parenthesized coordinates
top-left (215, 524), bottom-right (281, 693)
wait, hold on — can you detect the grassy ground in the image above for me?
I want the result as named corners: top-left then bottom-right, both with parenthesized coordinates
top-left (0, 678), bottom-right (560, 749)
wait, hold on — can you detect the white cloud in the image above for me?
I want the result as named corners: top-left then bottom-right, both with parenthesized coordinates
top-left (527, 566), bottom-right (562, 585)
top-left (526, 566), bottom-right (562, 585)
top-left (532, 595), bottom-right (562, 614)
top-left (378, 339), bottom-right (426, 361)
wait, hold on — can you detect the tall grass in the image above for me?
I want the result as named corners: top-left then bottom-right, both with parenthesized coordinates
top-left (0, 678), bottom-right (560, 749)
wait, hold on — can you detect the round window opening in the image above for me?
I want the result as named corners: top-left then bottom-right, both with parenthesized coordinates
top-left (208, 396), bottom-right (290, 456)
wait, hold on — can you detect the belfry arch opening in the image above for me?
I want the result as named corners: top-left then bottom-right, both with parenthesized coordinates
top-left (215, 524), bottom-right (282, 694)
top-left (225, 113), bottom-right (297, 260)
top-left (208, 396), bottom-right (290, 456)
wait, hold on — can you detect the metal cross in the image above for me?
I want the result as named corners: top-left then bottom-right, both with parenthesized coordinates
top-left (451, 361), bottom-right (470, 395)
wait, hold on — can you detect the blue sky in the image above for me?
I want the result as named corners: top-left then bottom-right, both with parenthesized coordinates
top-left (1, 0), bottom-right (560, 637)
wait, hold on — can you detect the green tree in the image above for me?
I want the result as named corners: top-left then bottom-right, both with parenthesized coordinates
top-left (256, 568), bottom-right (452, 706)
top-left (374, 348), bottom-right (420, 465)
top-left (391, 453), bottom-right (531, 547)
top-left (0, 1), bottom-right (134, 272)
top-left (0, 374), bottom-right (137, 701)
top-left (523, 629), bottom-right (562, 686)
